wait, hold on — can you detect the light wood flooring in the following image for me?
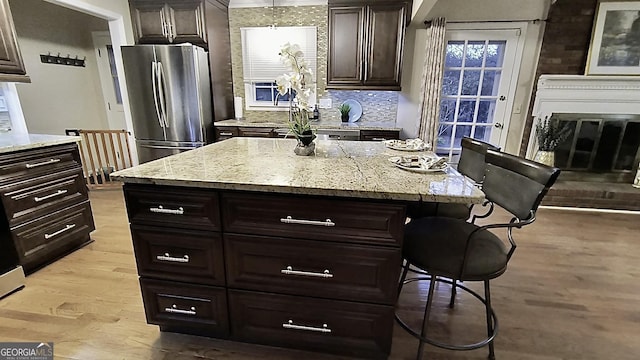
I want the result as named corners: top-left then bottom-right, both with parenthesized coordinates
top-left (0, 189), bottom-right (639, 359)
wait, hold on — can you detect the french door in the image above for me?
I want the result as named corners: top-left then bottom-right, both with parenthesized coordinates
top-left (437, 29), bottom-right (521, 159)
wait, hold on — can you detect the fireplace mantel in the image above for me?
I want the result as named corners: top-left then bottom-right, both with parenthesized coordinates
top-left (527, 75), bottom-right (640, 158)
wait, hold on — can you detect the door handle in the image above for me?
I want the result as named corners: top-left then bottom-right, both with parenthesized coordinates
top-left (151, 61), bottom-right (164, 129)
top-left (157, 61), bottom-right (169, 128)
top-left (499, 95), bottom-right (506, 101)
top-left (494, 123), bottom-right (504, 129)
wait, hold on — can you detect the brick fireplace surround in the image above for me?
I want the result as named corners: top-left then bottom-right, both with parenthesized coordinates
top-left (529, 75), bottom-right (640, 211)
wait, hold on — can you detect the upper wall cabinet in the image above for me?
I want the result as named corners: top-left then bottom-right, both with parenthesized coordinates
top-left (328, 0), bottom-right (410, 90)
top-left (0, 0), bottom-right (29, 82)
top-left (130, 0), bottom-right (208, 48)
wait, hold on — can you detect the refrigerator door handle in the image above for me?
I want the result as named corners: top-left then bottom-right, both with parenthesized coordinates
top-left (157, 61), bottom-right (169, 129)
top-left (151, 61), bottom-right (164, 129)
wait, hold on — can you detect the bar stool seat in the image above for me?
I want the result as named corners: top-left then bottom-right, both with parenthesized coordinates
top-left (404, 217), bottom-right (508, 280)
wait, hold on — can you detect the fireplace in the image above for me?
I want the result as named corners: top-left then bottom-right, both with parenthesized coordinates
top-left (529, 75), bottom-right (640, 183)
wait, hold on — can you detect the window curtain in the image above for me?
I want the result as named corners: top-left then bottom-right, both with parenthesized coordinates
top-left (416, 18), bottom-right (446, 151)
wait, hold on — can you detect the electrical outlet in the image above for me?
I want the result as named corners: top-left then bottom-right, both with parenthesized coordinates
top-left (319, 98), bottom-right (332, 109)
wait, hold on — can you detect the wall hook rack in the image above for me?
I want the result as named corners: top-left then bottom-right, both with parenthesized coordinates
top-left (40, 52), bottom-right (86, 67)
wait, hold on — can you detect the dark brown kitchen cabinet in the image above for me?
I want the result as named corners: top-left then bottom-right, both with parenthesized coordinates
top-left (122, 184), bottom-right (405, 358)
top-left (327, 1), bottom-right (410, 90)
top-left (0, 143), bottom-right (95, 273)
top-left (237, 127), bottom-right (275, 138)
top-left (130, 0), bottom-right (207, 47)
top-left (0, 0), bottom-right (28, 82)
top-left (360, 129), bottom-right (400, 141)
top-left (214, 126), bottom-right (238, 141)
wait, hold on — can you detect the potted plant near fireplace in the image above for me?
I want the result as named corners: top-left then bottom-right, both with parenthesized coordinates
top-left (534, 115), bottom-right (571, 166)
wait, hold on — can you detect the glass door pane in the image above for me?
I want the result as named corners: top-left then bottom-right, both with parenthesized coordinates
top-left (437, 29), bottom-right (520, 160)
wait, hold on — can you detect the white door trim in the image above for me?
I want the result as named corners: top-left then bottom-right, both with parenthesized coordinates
top-left (92, 31), bottom-right (126, 130)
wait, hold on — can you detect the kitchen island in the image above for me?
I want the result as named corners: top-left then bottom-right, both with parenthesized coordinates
top-left (111, 138), bottom-right (483, 358)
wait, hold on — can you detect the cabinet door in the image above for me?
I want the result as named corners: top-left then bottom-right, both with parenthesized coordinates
top-left (327, 6), bottom-right (365, 87)
top-left (0, 0), bottom-right (26, 75)
top-left (166, 1), bottom-right (207, 46)
top-left (364, 3), bottom-right (406, 89)
top-left (130, 1), bottom-right (169, 44)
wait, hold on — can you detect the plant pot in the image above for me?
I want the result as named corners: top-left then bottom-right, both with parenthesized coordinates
top-left (341, 114), bottom-right (350, 122)
top-left (534, 150), bottom-right (555, 167)
top-left (297, 131), bottom-right (315, 146)
top-left (294, 141), bottom-right (315, 156)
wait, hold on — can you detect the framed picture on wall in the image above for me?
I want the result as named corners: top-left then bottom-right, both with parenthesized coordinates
top-left (586, 1), bottom-right (640, 75)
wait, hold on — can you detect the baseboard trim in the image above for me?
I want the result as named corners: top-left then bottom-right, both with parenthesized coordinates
top-left (539, 205), bottom-right (640, 215)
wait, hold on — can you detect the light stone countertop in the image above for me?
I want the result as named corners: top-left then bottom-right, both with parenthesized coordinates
top-left (111, 138), bottom-right (484, 203)
top-left (0, 133), bottom-right (80, 154)
top-left (214, 119), bottom-right (402, 131)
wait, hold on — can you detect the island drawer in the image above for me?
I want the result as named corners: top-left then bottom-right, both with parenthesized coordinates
top-left (0, 143), bottom-right (81, 185)
top-left (124, 185), bottom-right (221, 231)
top-left (140, 278), bottom-right (229, 337)
top-left (131, 225), bottom-right (225, 286)
top-left (221, 192), bottom-right (405, 247)
top-left (224, 233), bottom-right (401, 304)
top-left (229, 289), bottom-right (393, 358)
top-left (2, 167), bottom-right (88, 228)
top-left (12, 201), bottom-right (94, 272)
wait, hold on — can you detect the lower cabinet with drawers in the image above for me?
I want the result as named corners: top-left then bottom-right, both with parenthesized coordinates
top-left (215, 126), bottom-right (400, 142)
top-left (0, 143), bottom-right (95, 273)
top-left (123, 184), bottom-right (406, 358)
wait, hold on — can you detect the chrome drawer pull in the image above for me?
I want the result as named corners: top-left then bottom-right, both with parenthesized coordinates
top-left (164, 304), bottom-right (196, 316)
top-left (156, 253), bottom-right (190, 263)
top-left (280, 216), bottom-right (335, 227)
top-left (44, 224), bottom-right (76, 239)
top-left (25, 158), bottom-right (61, 168)
top-left (34, 189), bottom-right (68, 202)
top-left (219, 132), bottom-right (233, 136)
top-left (281, 266), bottom-right (333, 278)
top-left (149, 205), bottom-right (184, 215)
top-left (283, 320), bottom-right (331, 333)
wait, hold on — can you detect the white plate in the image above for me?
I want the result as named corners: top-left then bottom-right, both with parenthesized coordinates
top-left (342, 99), bottom-right (362, 122)
top-left (383, 139), bottom-right (428, 151)
top-left (388, 156), bottom-right (448, 173)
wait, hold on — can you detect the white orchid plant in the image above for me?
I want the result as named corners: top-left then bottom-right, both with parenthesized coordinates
top-left (275, 42), bottom-right (315, 145)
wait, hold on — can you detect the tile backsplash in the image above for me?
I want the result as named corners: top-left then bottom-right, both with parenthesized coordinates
top-left (319, 90), bottom-right (398, 125)
top-left (228, 5), bottom-right (398, 126)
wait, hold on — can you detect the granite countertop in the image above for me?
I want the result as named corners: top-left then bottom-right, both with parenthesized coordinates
top-left (111, 138), bottom-right (484, 203)
top-left (214, 119), bottom-right (402, 131)
top-left (0, 133), bottom-right (80, 154)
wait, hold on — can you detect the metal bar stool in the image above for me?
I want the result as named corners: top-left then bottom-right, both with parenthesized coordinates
top-left (396, 149), bottom-right (561, 359)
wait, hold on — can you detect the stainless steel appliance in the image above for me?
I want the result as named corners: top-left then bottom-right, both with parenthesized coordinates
top-left (121, 44), bottom-right (212, 163)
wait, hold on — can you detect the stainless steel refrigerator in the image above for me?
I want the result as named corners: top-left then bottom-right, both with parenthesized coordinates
top-left (121, 44), bottom-right (212, 163)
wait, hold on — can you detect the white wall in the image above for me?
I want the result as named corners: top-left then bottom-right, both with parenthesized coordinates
top-left (11, 0), bottom-right (110, 135)
top-left (399, 0), bottom-right (549, 154)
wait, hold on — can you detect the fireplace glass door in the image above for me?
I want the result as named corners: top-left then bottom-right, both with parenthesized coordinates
top-left (554, 114), bottom-right (640, 182)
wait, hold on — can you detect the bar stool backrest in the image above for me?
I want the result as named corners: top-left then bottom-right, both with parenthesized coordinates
top-left (483, 149), bottom-right (560, 221)
top-left (458, 137), bottom-right (500, 184)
